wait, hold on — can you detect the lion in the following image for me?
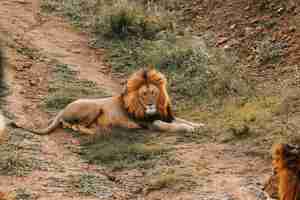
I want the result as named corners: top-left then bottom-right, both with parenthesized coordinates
top-left (264, 143), bottom-right (300, 200)
top-left (15, 68), bottom-right (203, 135)
top-left (0, 46), bottom-right (7, 143)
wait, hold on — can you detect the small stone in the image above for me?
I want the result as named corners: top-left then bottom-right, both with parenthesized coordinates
top-left (16, 65), bottom-right (24, 71)
top-left (23, 62), bottom-right (33, 68)
top-left (230, 24), bottom-right (236, 29)
top-left (29, 79), bottom-right (37, 86)
top-left (71, 49), bottom-right (81, 54)
top-left (14, 0), bottom-right (29, 4)
top-left (289, 26), bottom-right (296, 32)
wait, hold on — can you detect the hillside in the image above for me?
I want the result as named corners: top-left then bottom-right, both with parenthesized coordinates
top-left (0, 0), bottom-right (299, 199)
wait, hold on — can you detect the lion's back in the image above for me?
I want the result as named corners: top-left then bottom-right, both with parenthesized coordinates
top-left (61, 97), bottom-right (119, 121)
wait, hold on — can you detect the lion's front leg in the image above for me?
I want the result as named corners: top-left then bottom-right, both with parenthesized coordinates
top-left (118, 120), bottom-right (141, 130)
top-left (174, 117), bottom-right (205, 128)
top-left (151, 120), bottom-right (195, 133)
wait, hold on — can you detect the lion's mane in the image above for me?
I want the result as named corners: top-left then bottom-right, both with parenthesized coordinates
top-left (122, 68), bottom-right (174, 122)
top-left (265, 143), bottom-right (300, 200)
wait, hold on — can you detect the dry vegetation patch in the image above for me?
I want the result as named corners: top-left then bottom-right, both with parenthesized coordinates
top-left (44, 62), bottom-right (110, 113)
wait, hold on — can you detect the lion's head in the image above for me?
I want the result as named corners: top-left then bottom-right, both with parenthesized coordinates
top-left (122, 68), bottom-right (174, 122)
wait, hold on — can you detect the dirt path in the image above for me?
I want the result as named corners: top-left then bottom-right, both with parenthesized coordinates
top-left (0, 1), bottom-right (272, 200)
top-left (1, 0), bottom-right (121, 95)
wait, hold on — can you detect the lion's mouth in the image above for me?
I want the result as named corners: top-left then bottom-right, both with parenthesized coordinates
top-left (145, 105), bottom-right (157, 115)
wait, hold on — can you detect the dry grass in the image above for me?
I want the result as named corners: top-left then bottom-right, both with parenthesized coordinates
top-left (44, 63), bottom-right (109, 112)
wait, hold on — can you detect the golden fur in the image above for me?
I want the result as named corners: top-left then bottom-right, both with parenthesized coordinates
top-left (17, 68), bottom-right (203, 135)
top-left (0, 114), bottom-right (6, 143)
top-left (264, 144), bottom-right (300, 200)
top-left (0, 46), bottom-right (7, 143)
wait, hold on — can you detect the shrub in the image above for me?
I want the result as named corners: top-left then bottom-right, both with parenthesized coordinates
top-left (94, 0), bottom-right (174, 39)
top-left (255, 38), bottom-right (285, 65)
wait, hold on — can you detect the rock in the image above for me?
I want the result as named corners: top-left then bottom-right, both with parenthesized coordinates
top-left (29, 79), bottom-right (37, 86)
top-left (23, 62), bottom-right (32, 68)
top-left (71, 49), bottom-right (81, 54)
top-left (230, 24), bottom-right (236, 29)
top-left (14, 0), bottom-right (29, 4)
top-left (16, 65), bottom-right (24, 71)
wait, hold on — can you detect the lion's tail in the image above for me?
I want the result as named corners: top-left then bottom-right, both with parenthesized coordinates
top-left (12, 110), bottom-right (64, 135)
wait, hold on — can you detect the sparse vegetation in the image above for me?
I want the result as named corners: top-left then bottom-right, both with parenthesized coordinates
top-left (41, 0), bottom-right (99, 28)
top-left (0, 149), bottom-right (35, 176)
top-left (95, 0), bottom-right (174, 39)
top-left (80, 131), bottom-right (169, 170)
top-left (146, 168), bottom-right (180, 191)
top-left (145, 166), bottom-right (197, 193)
top-left (255, 38), bottom-right (285, 65)
top-left (69, 173), bottom-right (113, 198)
top-left (0, 129), bottom-right (42, 176)
top-left (14, 188), bottom-right (37, 200)
top-left (44, 63), bottom-right (109, 112)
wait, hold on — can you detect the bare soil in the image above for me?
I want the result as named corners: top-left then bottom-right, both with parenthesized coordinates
top-left (0, 0), bottom-right (272, 199)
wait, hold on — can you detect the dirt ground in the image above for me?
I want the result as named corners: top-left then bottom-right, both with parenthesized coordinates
top-left (0, 0), bottom-right (273, 199)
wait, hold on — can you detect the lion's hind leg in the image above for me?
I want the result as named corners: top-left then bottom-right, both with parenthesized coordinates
top-left (62, 120), bottom-right (98, 135)
top-left (76, 125), bottom-right (98, 135)
top-left (62, 121), bottom-right (75, 130)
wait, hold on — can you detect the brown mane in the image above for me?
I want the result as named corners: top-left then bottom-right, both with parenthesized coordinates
top-left (269, 144), bottom-right (300, 200)
top-left (122, 68), bottom-right (174, 122)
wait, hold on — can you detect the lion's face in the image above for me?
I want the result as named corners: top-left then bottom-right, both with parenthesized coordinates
top-left (138, 84), bottom-right (160, 116)
top-left (122, 68), bottom-right (174, 122)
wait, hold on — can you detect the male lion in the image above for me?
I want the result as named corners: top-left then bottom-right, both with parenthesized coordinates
top-left (16, 68), bottom-right (203, 135)
top-left (264, 143), bottom-right (300, 200)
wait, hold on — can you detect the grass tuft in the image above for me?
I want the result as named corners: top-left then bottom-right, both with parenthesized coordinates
top-left (80, 131), bottom-right (169, 170)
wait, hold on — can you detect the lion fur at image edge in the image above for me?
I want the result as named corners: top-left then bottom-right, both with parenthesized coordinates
top-left (264, 144), bottom-right (300, 200)
top-left (0, 47), bottom-right (6, 142)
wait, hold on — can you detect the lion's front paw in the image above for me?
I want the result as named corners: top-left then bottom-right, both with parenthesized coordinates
top-left (127, 122), bottom-right (141, 129)
top-left (183, 124), bottom-right (195, 133)
top-left (194, 123), bottom-right (205, 128)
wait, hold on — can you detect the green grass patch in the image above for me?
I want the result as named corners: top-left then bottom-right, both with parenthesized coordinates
top-left (145, 167), bottom-right (196, 193)
top-left (14, 188), bottom-right (37, 200)
top-left (41, 0), bottom-right (174, 38)
top-left (80, 130), bottom-right (169, 170)
top-left (94, 0), bottom-right (174, 39)
top-left (146, 169), bottom-right (180, 191)
top-left (69, 173), bottom-right (113, 198)
top-left (0, 149), bottom-right (36, 176)
top-left (0, 128), bottom-right (43, 176)
top-left (95, 35), bottom-right (249, 104)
